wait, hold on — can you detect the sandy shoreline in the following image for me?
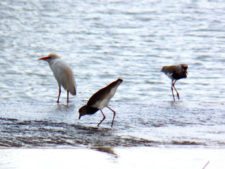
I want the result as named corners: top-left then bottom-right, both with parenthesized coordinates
top-left (0, 147), bottom-right (224, 169)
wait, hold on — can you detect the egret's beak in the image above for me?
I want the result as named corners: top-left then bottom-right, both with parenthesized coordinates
top-left (38, 56), bottom-right (51, 60)
top-left (78, 114), bottom-right (81, 120)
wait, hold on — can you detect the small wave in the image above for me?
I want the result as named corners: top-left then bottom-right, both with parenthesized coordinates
top-left (0, 118), bottom-right (160, 148)
top-left (171, 140), bottom-right (205, 146)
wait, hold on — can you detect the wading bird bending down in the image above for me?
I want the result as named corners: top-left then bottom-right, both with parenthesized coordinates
top-left (39, 53), bottom-right (76, 103)
top-left (161, 64), bottom-right (188, 101)
top-left (79, 78), bottom-right (123, 127)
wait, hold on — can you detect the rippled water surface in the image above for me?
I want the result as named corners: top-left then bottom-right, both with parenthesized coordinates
top-left (0, 0), bottom-right (225, 148)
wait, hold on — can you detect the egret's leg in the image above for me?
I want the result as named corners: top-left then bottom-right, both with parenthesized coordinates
top-left (57, 87), bottom-right (61, 103)
top-left (67, 90), bottom-right (69, 103)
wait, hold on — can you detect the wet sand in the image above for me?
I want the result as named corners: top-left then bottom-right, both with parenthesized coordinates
top-left (0, 147), bottom-right (224, 169)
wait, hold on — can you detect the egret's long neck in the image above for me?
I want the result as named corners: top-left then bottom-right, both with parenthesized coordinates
top-left (47, 58), bottom-right (59, 67)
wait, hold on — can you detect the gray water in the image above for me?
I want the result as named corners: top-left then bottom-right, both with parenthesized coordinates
top-left (0, 0), bottom-right (225, 148)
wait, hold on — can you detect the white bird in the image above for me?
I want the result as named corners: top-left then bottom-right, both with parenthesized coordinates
top-left (39, 53), bottom-right (76, 103)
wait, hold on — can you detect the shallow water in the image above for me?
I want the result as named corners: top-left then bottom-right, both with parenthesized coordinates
top-left (0, 0), bottom-right (225, 148)
top-left (0, 101), bottom-right (225, 148)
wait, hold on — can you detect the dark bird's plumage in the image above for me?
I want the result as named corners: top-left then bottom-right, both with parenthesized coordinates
top-left (161, 64), bottom-right (188, 101)
top-left (79, 78), bottom-right (123, 127)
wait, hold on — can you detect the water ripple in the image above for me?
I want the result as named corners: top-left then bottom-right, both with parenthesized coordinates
top-left (0, 0), bottom-right (225, 148)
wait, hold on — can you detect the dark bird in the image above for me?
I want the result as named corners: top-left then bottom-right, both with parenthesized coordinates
top-left (79, 78), bottom-right (123, 127)
top-left (39, 53), bottom-right (76, 103)
top-left (161, 64), bottom-right (188, 101)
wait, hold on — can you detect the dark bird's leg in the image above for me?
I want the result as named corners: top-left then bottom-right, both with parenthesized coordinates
top-left (171, 80), bottom-right (175, 101)
top-left (67, 90), bottom-right (69, 103)
top-left (57, 87), bottom-right (61, 103)
top-left (172, 80), bottom-right (180, 100)
top-left (107, 106), bottom-right (116, 127)
top-left (97, 110), bottom-right (106, 127)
